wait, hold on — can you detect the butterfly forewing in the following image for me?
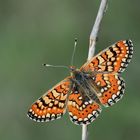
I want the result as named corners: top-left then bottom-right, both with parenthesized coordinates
top-left (81, 40), bottom-right (133, 73)
top-left (27, 78), bottom-right (71, 122)
top-left (67, 87), bottom-right (102, 125)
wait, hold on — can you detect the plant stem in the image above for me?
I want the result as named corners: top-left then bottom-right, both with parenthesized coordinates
top-left (82, 0), bottom-right (108, 140)
top-left (88, 0), bottom-right (108, 60)
top-left (82, 124), bottom-right (88, 140)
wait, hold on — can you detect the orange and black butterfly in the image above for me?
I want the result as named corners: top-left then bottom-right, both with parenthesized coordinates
top-left (27, 40), bottom-right (133, 125)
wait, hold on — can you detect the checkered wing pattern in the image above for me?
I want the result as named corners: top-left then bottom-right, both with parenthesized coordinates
top-left (27, 78), bottom-right (71, 122)
top-left (67, 87), bottom-right (101, 125)
top-left (81, 40), bottom-right (133, 73)
top-left (91, 73), bottom-right (125, 107)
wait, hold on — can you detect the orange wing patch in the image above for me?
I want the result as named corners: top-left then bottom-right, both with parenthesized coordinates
top-left (27, 78), bottom-right (71, 122)
top-left (67, 88), bottom-right (101, 125)
top-left (92, 73), bottom-right (125, 107)
top-left (81, 40), bottom-right (133, 73)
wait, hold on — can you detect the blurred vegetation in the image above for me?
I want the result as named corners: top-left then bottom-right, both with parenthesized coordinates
top-left (0, 0), bottom-right (140, 140)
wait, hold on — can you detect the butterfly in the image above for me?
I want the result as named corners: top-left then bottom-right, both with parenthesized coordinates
top-left (27, 40), bottom-right (133, 125)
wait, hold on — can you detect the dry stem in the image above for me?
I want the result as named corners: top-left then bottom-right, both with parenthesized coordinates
top-left (82, 1), bottom-right (108, 140)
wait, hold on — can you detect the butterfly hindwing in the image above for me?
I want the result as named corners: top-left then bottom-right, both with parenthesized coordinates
top-left (27, 78), bottom-right (71, 122)
top-left (67, 87), bottom-right (102, 125)
top-left (91, 73), bottom-right (125, 107)
top-left (81, 40), bottom-right (133, 73)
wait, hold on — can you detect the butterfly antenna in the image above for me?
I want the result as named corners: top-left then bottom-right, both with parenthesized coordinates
top-left (43, 64), bottom-right (69, 70)
top-left (71, 38), bottom-right (77, 66)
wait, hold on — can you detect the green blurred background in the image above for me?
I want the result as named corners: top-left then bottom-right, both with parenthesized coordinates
top-left (0, 0), bottom-right (139, 140)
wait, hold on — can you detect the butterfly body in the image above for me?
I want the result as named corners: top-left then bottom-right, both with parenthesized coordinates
top-left (27, 40), bottom-right (133, 125)
top-left (70, 68), bottom-right (100, 104)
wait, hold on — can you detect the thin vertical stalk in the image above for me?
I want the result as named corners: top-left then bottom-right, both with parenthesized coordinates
top-left (82, 0), bottom-right (108, 140)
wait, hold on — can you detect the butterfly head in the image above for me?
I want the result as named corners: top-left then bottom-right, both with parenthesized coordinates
top-left (69, 66), bottom-right (81, 77)
top-left (69, 66), bottom-right (76, 72)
